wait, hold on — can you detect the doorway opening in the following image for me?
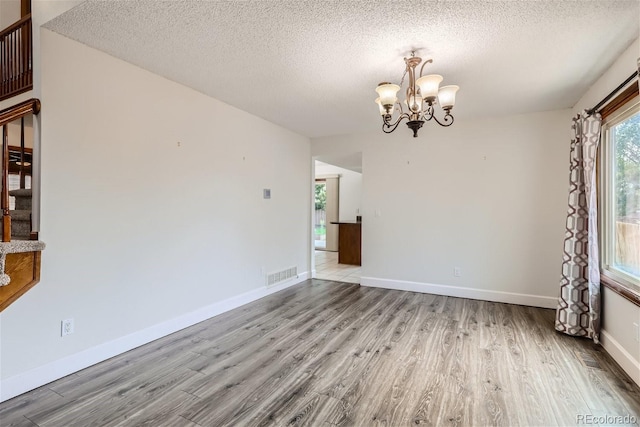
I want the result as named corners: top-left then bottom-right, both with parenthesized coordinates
top-left (312, 155), bottom-right (362, 284)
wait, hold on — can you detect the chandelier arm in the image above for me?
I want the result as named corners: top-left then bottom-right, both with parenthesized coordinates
top-left (431, 111), bottom-right (455, 127)
top-left (382, 120), bottom-right (402, 134)
top-left (384, 111), bottom-right (410, 128)
top-left (422, 103), bottom-right (435, 121)
top-left (418, 59), bottom-right (433, 78)
top-left (382, 123), bottom-right (398, 134)
top-left (382, 112), bottom-right (410, 133)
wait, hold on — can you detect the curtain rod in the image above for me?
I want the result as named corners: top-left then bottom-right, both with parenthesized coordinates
top-left (587, 70), bottom-right (639, 115)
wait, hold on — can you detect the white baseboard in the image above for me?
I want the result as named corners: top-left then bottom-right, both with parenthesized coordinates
top-left (311, 269), bottom-right (317, 278)
top-left (600, 329), bottom-right (640, 386)
top-left (360, 276), bottom-right (557, 309)
top-left (0, 272), bottom-right (309, 402)
top-left (357, 276), bottom-right (640, 385)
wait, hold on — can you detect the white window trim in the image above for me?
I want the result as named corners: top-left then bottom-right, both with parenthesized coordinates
top-left (599, 96), bottom-right (640, 292)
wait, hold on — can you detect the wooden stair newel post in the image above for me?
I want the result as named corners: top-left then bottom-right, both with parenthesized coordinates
top-left (2, 124), bottom-right (10, 242)
top-left (20, 117), bottom-right (26, 189)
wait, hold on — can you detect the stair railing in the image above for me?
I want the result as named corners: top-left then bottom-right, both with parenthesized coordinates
top-left (0, 98), bottom-right (40, 242)
top-left (0, 14), bottom-right (33, 102)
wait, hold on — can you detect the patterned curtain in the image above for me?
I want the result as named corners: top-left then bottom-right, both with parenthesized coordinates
top-left (556, 112), bottom-right (602, 343)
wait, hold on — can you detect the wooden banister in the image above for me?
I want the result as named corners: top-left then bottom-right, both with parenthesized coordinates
top-left (1, 14), bottom-right (33, 102)
top-left (0, 14), bottom-right (31, 38)
top-left (0, 98), bottom-right (40, 127)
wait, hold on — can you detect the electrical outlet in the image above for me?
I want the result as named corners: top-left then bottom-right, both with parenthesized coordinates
top-left (61, 318), bottom-right (74, 337)
top-left (454, 267), bottom-right (462, 277)
top-left (634, 323), bottom-right (639, 342)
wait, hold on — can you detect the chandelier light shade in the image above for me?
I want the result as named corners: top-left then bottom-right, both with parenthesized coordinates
top-left (375, 83), bottom-right (401, 106)
top-left (375, 98), bottom-right (386, 116)
top-left (438, 85), bottom-right (459, 110)
top-left (416, 74), bottom-right (442, 102)
top-left (375, 52), bottom-right (459, 137)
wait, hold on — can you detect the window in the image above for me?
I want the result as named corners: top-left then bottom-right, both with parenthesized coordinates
top-left (600, 97), bottom-right (640, 293)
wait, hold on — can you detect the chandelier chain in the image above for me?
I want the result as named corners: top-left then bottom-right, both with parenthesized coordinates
top-left (399, 68), bottom-right (408, 88)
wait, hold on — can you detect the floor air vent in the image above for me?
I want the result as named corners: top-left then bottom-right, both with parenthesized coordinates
top-left (267, 266), bottom-right (298, 287)
top-left (575, 350), bottom-right (602, 370)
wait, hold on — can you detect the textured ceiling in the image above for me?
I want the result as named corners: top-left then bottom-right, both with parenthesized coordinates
top-left (44, 0), bottom-right (639, 138)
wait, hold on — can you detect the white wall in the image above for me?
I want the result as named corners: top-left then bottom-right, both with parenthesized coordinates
top-left (315, 161), bottom-right (362, 222)
top-left (573, 36), bottom-right (640, 385)
top-left (0, 0), bottom-right (20, 30)
top-left (312, 108), bottom-right (571, 308)
top-left (0, 29), bottom-right (311, 400)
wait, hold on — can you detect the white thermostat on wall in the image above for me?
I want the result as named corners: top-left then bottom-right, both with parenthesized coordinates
top-left (263, 189), bottom-right (271, 199)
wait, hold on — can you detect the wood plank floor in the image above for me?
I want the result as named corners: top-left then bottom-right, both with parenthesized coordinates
top-left (2, 279), bottom-right (639, 426)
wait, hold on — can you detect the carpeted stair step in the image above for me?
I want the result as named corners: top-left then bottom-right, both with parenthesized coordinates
top-left (10, 209), bottom-right (31, 239)
top-left (9, 188), bottom-right (32, 211)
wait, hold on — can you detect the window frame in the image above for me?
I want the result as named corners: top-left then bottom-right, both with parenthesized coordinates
top-left (598, 86), bottom-right (640, 306)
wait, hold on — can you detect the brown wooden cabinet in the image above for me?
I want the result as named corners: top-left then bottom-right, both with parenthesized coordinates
top-left (331, 221), bottom-right (361, 266)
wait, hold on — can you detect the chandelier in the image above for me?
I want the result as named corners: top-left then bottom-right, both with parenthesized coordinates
top-left (375, 52), bottom-right (459, 137)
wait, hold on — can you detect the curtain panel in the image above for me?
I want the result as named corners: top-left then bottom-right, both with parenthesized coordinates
top-left (555, 112), bottom-right (602, 343)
